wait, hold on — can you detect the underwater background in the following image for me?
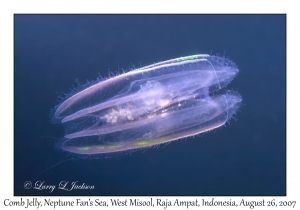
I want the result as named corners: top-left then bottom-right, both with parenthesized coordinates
top-left (14, 14), bottom-right (285, 196)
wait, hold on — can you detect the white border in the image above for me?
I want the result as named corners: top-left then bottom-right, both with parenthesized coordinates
top-left (1, 0), bottom-right (298, 209)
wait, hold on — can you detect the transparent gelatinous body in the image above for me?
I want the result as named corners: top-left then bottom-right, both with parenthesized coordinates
top-left (53, 54), bottom-right (242, 154)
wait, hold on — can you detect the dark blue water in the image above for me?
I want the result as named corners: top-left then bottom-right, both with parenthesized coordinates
top-left (14, 14), bottom-right (286, 196)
